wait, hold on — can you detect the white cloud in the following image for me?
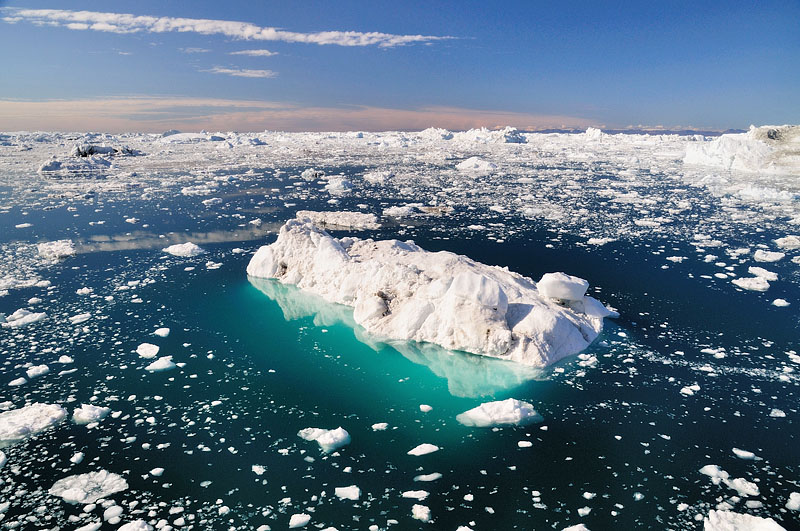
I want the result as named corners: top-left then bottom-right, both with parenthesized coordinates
top-left (2, 8), bottom-right (451, 48)
top-left (229, 49), bottom-right (278, 57)
top-left (203, 67), bottom-right (277, 78)
top-left (181, 47), bottom-right (211, 54)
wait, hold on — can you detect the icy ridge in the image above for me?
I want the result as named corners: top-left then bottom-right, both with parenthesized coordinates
top-left (684, 125), bottom-right (800, 175)
top-left (247, 218), bottom-right (615, 367)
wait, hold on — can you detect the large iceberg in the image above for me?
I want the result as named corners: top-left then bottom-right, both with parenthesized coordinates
top-left (247, 218), bottom-right (615, 367)
top-left (685, 125), bottom-right (800, 175)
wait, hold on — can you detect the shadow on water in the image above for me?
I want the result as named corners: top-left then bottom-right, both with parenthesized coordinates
top-left (247, 276), bottom-right (543, 398)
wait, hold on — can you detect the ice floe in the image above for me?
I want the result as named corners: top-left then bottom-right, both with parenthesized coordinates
top-left (297, 427), bottom-right (351, 452)
top-left (456, 398), bottom-right (542, 427)
top-left (2, 308), bottom-right (47, 328)
top-left (703, 509), bottom-right (786, 530)
top-left (0, 403), bottom-right (67, 447)
top-left (162, 242), bottom-right (205, 257)
top-left (145, 356), bottom-right (177, 372)
top-left (72, 404), bottom-right (111, 425)
top-left (37, 239), bottom-right (76, 260)
top-left (49, 470), bottom-right (128, 504)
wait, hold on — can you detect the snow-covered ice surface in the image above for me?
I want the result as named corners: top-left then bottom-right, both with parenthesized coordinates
top-left (0, 127), bottom-right (799, 529)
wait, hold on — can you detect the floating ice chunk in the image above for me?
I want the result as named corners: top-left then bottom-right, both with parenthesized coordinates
top-left (753, 250), bottom-right (784, 263)
top-left (411, 504), bottom-right (431, 523)
top-left (76, 287), bottom-right (93, 295)
top-left (772, 299), bottom-right (790, 307)
top-left (732, 277), bottom-right (770, 291)
top-left (371, 423), bottom-right (388, 431)
top-left (2, 308), bottom-right (46, 328)
top-left (748, 267), bottom-right (777, 281)
top-left (770, 408), bottom-right (786, 417)
top-left (58, 355), bottom-right (74, 364)
top-left (26, 364), bottom-right (50, 378)
top-left (75, 522), bottom-right (102, 531)
top-left (149, 468), bottom-right (164, 477)
top-left (37, 239), bottom-right (76, 260)
top-left (162, 242), bottom-right (205, 257)
top-left (288, 513), bottom-right (311, 528)
top-left (414, 473), bottom-right (442, 482)
top-left (408, 443), bottom-right (439, 456)
top-left (456, 157), bottom-right (497, 173)
top-left (775, 235), bottom-right (800, 249)
top-left (252, 465), bottom-right (266, 475)
top-left (49, 470), bottom-right (128, 504)
top-left (0, 403), bottom-right (67, 447)
top-left (145, 356), bottom-right (177, 372)
top-left (700, 465), bottom-right (759, 497)
top-left (73, 404), bottom-right (111, 425)
top-left (456, 398), bottom-right (542, 427)
top-left (137, 343), bottom-right (160, 359)
top-left (562, 525), bottom-right (591, 531)
top-left (104, 505), bottom-right (123, 522)
top-left (297, 427), bottom-right (351, 453)
top-left (247, 219), bottom-right (614, 367)
top-left (334, 485), bottom-right (361, 500)
top-left (518, 440), bottom-right (533, 448)
top-left (537, 273), bottom-right (589, 301)
top-left (419, 404), bottom-right (432, 413)
top-left (153, 327), bottom-right (170, 337)
top-left (577, 507), bottom-right (592, 516)
top-left (325, 177), bottom-right (354, 195)
top-left (402, 490), bottom-right (429, 501)
top-left (69, 313), bottom-right (92, 324)
top-left (786, 492), bottom-right (800, 511)
top-left (296, 210), bottom-right (380, 230)
top-left (703, 509), bottom-right (786, 531)
top-left (8, 377), bottom-right (26, 387)
top-left (118, 520), bottom-right (153, 531)
top-left (70, 452), bottom-right (84, 464)
top-left (202, 197), bottom-right (223, 206)
top-left (0, 450), bottom-right (6, 468)
top-left (732, 448), bottom-right (759, 460)
top-left (300, 168), bottom-right (324, 180)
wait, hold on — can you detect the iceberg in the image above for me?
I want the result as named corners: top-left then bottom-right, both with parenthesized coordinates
top-left (49, 470), bottom-right (128, 504)
top-left (0, 403), bottom-right (67, 448)
top-left (703, 510), bottom-right (785, 531)
top-left (247, 219), bottom-right (615, 367)
top-left (684, 125), bottom-right (800, 175)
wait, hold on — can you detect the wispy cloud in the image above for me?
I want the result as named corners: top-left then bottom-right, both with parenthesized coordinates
top-left (203, 67), bottom-right (277, 78)
top-left (0, 97), bottom-right (597, 133)
top-left (1, 8), bottom-right (452, 48)
top-left (229, 49), bottom-right (278, 57)
top-left (181, 47), bottom-right (210, 54)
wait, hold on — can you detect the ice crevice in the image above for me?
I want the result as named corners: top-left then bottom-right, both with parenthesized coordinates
top-left (247, 217), bottom-right (616, 367)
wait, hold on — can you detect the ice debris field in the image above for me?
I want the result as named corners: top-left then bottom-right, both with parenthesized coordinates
top-left (0, 125), bottom-right (799, 530)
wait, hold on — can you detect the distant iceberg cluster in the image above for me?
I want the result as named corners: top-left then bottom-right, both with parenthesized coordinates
top-left (684, 125), bottom-right (800, 174)
top-left (248, 217), bottom-right (616, 367)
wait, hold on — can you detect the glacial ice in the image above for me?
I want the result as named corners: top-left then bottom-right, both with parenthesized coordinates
top-left (37, 239), bottom-right (76, 261)
top-left (456, 398), bottom-right (543, 427)
top-left (73, 404), bottom-right (111, 425)
top-left (295, 210), bottom-right (380, 230)
top-left (685, 125), bottom-right (800, 175)
top-left (703, 510), bottom-right (786, 530)
top-left (49, 470), bottom-right (129, 504)
top-left (162, 242), bottom-right (205, 257)
top-left (1, 308), bottom-right (47, 328)
top-left (0, 403), bottom-right (67, 448)
top-left (247, 218), bottom-right (615, 367)
top-left (297, 427), bottom-right (351, 453)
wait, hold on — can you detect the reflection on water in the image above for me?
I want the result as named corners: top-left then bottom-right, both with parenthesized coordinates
top-left (78, 224), bottom-right (282, 253)
top-left (248, 276), bottom-right (542, 398)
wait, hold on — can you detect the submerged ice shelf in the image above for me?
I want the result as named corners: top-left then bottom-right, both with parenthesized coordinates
top-left (247, 217), bottom-right (616, 367)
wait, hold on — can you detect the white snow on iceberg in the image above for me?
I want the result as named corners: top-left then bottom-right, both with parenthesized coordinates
top-left (456, 398), bottom-right (542, 427)
top-left (247, 218), bottom-right (615, 367)
top-left (703, 509), bottom-right (785, 531)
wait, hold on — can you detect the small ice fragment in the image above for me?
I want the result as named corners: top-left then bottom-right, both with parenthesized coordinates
top-left (73, 404), bottom-right (111, 425)
top-left (26, 364), bottom-right (50, 379)
top-left (402, 490), bottom-right (429, 501)
top-left (371, 422), bottom-right (388, 431)
top-left (153, 328), bottom-right (170, 337)
top-left (334, 485), bottom-right (361, 500)
top-left (145, 356), bottom-right (177, 372)
top-left (162, 242), bottom-right (205, 257)
top-left (149, 468), bottom-right (164, 477)
top-left (118, 520), bottom-right (153, 531)
top-left (411, 504), bottom-right (432, 523)
top-left (419, 404), bottom-right (432, 413)
top-left (732, 448), bottom-right (758, 460)
top-left (414, 473), bottom-right (442, 482)
top-left (288, 513), bottom-right (311, 528)
top-left (297, 427), bottom-right (351, 453)
top-left (408, 443), bottom-right (439, 456)
top-left (136, 343), bottom-right (160, 359)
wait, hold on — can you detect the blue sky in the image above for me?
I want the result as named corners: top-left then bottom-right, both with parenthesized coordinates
top-left (1, 0), bottom-right (798, 132)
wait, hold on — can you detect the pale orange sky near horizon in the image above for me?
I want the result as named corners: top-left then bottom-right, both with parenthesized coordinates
top-left (0, 97), bottom-right (602, 133)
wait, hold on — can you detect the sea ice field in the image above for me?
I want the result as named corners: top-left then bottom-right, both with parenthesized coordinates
top-left (0, 125), bottom-right (799, 530)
